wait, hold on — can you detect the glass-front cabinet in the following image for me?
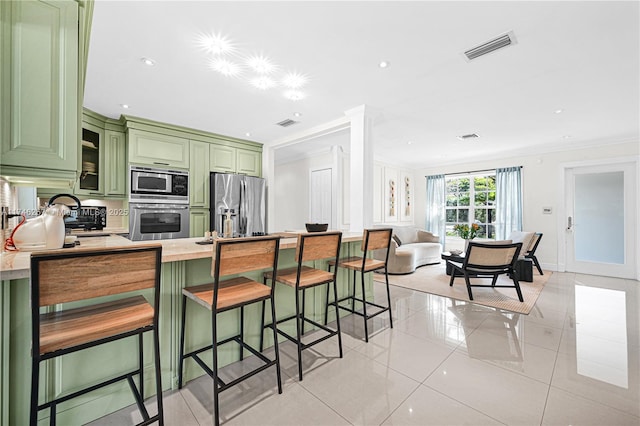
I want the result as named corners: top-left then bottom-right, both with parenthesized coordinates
top-left (77, 125), bottom-right (103, 195)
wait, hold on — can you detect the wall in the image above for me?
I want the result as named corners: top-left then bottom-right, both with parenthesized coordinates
top-left (273, 150), bottom-right (335, 231)
top-left (414, 140), bottom-right (639, 272)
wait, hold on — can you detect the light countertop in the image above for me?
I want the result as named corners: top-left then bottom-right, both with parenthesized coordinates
top-left (1, 231), bottom-right (363, 281)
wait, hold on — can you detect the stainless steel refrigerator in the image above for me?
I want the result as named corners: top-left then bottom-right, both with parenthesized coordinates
top-left (209, 172), bottom-right (266, 237)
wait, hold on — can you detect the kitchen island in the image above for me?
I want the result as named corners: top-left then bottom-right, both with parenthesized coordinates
top-left (0, 232), bottom-right (367, 425)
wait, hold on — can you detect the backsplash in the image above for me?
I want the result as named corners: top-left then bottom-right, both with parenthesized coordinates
top-left (36, 197), bottom-right (127, 230)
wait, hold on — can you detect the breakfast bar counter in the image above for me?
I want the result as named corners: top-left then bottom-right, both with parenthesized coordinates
top-left (0, 232), bottom-right (366, 425)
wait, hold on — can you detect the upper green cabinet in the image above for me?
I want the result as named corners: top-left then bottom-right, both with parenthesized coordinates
top-left (103, 130), bottom-right (126, 196)
top-left (128, 129), bottom-right (190, 169)
top-left (189, 140), bottom-right (210, 207)
top-left (0, 0), bottom-right (81, 183)
top-left (210, 144), bottom-right (261, 177)
top-left (76, 122), bottom-right (104, 196)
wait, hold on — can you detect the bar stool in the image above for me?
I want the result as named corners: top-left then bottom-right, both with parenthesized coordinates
top-left (261, 231), bottom-right (343, 381)
top-left (326, 228), bottom-right (393, 342)
top-left (29, 244), bottom-right (164, 426)
top-left (178, 236), bottom-right (281, 426)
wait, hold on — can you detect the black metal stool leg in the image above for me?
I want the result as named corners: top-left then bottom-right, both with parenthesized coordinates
top-left (178, 294), bottom-right (187, 389)
top-left (385, 268), bottom-right (393, 328)
top-left (153, 323), bottom-right (164, 425)
top-left (240, 306), bottom-right (245, 361)
top-left (301, 288), bottom-right (307, 336)
top-left (270, 293), bottom-right (283, 394)
top-left (139, 332), bottom-right (144, 399)
top-left (295, 287), bottom-right (304, 381)
top-left (30, 355), bottom-right (39, 426)
top-left (324, 274), bottom-right (331, 325)
top-left (259, 298), bottom-right (267, 352)
top-left (332, 280), bottom-right (343, 358)
top-left (351, 269), bottom-right (356, 312)
top-left (211, 311), bottom-right (220, 426)
top-left (360, 270), bottom-right (369, 342)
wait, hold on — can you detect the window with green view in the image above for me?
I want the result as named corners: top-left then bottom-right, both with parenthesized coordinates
top-left (445, 173), bottom-right (496, 239)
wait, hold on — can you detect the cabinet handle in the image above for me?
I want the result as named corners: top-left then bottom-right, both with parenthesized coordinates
top-left (153, 162), bottom-right (170, 166)
top-left (89, 192), bottom-right (102, 196)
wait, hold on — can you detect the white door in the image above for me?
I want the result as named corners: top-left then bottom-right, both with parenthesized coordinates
top-left (310, 168), bottom-right (332, 228)
top-left (564, 161), bottom-right (637, 278)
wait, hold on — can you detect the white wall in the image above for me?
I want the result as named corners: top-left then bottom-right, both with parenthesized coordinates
top-left (273, 150), bottom-right (334, 231)
top-left (414, 140), bottom-right (639, 272)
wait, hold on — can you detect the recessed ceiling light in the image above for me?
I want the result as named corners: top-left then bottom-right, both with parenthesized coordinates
top-left (282, 72), bottom-right (307, 89)
top-left (247, 55), bottom-right (276, 74)
top-left (554, 109), bottom-right (564, 114)
top-left (284, 90), bottom-right (304, 101)
top-left (407, 141), bottom-right (413, 145)
top-left (378, 60), bottom-right (390, 68)
top-left (198, 33), bottom-right (234, 55)
top-left (562, 135), bottom-right (572, 139)
top-left (141, 57), bottom-right (155, 66)
top-left (209, 58), bottom-right (241, 77)
top-left (120, 104), bottom-right (129, 109)
top-left (293, 112), bottom-right (302, 117)
top-left (250, 76), bottom-right (276, 90)
top-left (245, 132), bottom-right (252, 137)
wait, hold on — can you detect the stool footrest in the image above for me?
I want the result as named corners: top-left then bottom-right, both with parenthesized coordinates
top-left (331, 297), bottom-right (390, 321)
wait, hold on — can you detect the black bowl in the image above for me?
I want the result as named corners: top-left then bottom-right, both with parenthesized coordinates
top-left (305, 223), bottom-right (328, 232)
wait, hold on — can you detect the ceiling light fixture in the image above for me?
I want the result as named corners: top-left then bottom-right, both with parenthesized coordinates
top-left (251, 76), bottom-right (276, 90)
top-left (293, 112), bottom-right (302, 117)
top-left (209, 58), bottom-right (241, 77)
top-left (247, 55), bottom-right (276, 74)
top-left (141, 57), bottom-right (156, 66)
top-left (284, 90), bottom-right (304, 101)
top-left (407, 141), bottom-right (413, 145)
top-left (120, 104), bottom-right (129, 109)
top-left (378, 60), bottom-right (390, 68)
top-left (245, 132), bottom-right (252, 137)
top-left (282, 72), bottom-right (307, 89)
top-left (555, 109), bottom-right (564, 114)
top-left (457, 133), bottom-right (479, 141)
top-left (198, 33), bottom-right (234, 55)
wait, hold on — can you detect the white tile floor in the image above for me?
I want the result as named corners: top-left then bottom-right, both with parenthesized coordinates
top-left (89, 270), bottom-right (640, 425)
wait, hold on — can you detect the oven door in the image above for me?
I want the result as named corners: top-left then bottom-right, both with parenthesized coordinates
top-left (131, 170), bottom-right (172, 194)
top-left (129, 204), bottom-right (190, 241)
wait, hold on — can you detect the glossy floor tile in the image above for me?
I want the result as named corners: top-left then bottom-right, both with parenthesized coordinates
top-left (91, 270), bottom-right (640, 425)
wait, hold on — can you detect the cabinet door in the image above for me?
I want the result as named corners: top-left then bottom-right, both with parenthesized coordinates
top-left (190, 208), bottom-right (210, 238)
top-left (104, 130), bottom-right (126, 196)
top-left (209, 145), bottom-right (236, 173)
top-left (237, 149), bottom-right (262, 177)
top-left (0, 0), bottom-right (78, 172)
top-left (75, 122), bottom-right (104, 196)
top-left (128, 129), bottom-right (189, 169)
top-left (189, 141), bottom-right (210, 208)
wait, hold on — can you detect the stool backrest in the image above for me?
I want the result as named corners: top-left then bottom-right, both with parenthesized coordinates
top-left (296, 231), bottom-right (342, 263)
top-left (31, 244), bottom-right (162, 307)
top-left (362, 228), bottom-right (392, 252)
top-left (212, 236), bottom-right (280, 278)
top-left (465, 242), bottom-right (522, 270)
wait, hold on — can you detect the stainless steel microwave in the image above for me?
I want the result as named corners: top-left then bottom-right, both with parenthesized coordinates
top-left (130, 166), bottom-right (189, 204)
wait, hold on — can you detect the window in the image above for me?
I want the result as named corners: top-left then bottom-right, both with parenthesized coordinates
top-left (445, 173), bottom-right (496, 239)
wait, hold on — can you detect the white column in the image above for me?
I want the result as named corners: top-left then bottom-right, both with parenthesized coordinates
top-left (263, 145), bottom-right (276, 233)
top-left (344, 105), bottom-right (374, 233)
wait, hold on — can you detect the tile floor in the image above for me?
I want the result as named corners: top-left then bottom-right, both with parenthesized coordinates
top-left (90, 269), bottom-right (640, 425)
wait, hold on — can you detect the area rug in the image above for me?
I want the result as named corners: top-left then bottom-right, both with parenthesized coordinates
top-left (374, 264), bottom-right (551, 314)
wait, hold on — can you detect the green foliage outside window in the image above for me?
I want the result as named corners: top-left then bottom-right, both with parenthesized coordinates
top-left (445, 174), bottom-right (496, 238)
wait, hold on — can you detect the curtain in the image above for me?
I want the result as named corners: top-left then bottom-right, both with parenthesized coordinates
top-left (425, 174), bottom-right (446, 244)
top-left (495, 166), bottom-right (523, 240)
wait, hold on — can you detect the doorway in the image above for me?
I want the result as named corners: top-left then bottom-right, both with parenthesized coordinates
top-left (310, 168), bottom-right (332, 228)
top-left (563, 160), bottom-right (637, 278)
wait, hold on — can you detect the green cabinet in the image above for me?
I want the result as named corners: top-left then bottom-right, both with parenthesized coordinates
top-left (189, 140), bottom-right (210, 208)
top-left (128, 129), bottom-right (189, 169)
top-left (76, 122), bottom-right (104, 196)
top-left (0, 0), bottom-right (80, 183)
top-left (210, 145), bottom-right (261, 177)
top-left (189, 208), bottom-right (210, 237)
top-left (103, 130), bottom-right (126, 197)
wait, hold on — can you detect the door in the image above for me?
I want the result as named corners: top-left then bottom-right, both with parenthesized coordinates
top-left (564, 161), bottom-right (637, 278)
top-left (310, 168), bottom-right (332, 228)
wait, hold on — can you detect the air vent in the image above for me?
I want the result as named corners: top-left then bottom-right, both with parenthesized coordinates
top-left (276, 119), bottom-right (298, 127)
top-left (457, 133), bottom-right (479, 141)
top-left (464, 31), bottom-right (516, 61)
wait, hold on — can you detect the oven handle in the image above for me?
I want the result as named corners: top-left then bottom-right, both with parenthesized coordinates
top-left (132, 205), bottom-right (189, 211)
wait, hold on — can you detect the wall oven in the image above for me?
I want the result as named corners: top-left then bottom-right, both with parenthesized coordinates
top-left (129, 166), bottom-right (190, 241)
top-left (129, 203), bottom-right (190, 241)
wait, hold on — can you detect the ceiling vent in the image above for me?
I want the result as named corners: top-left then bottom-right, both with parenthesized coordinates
top-left (457, 133), bottom-right (479, 141)
top-left (464, 31), bottom-right (516, 61)
top-left (276, 119), bottom-right (298, 127)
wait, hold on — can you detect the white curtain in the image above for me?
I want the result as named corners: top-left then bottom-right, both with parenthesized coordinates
top-left (495, 166), bottom-right (523, 240)
top-left (425, 174), bottom-right (446, 244)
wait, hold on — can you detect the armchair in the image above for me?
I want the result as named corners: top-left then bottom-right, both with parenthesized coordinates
top-left (447, 242), bottom-right (524, 302)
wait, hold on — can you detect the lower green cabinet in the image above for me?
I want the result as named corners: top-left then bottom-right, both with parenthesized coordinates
top-left (190, 208), bottom-right (210, 237)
